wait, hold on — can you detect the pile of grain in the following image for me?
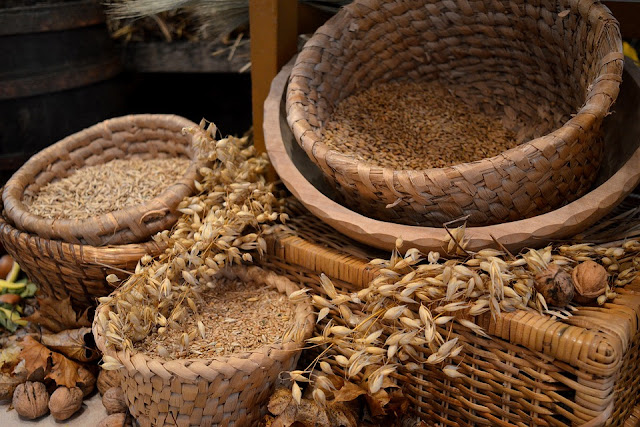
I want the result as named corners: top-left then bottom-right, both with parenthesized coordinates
top-left (321, 81), bottom-right (519, 170)
top-left (136, 278), bottom-right (294, 358)
top-left (24, 157), bottom-right (191, 220)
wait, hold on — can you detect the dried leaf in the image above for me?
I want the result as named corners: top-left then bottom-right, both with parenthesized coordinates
top-left (333, 381), bottom-right (367, 403)
top-left (47, 352), bottom-right (82, 388)
top-left (0, 371), bottom-right (26, 401)
top-left (25, 296), bottom-right (91, 333)
top-left (365, 388), bottom-right (389, 417)
top-left (40, 327), bottom-right (99, 362)
top-left (19, 336), bottom-right (83, 388)
top-left (19, 336), bottom-right (50, 379)
top-left (0, 342), bottom-right (21, 373)
top-left (323, 402), bottom-right (357, 427)
top-left (294, 399), bottom-right (323, 425)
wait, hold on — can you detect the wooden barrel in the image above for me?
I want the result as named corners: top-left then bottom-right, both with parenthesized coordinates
top-left (0, 0), bottom-right (127, 183)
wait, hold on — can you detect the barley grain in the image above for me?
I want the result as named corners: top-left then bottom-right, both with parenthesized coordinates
top-left (322, 81), bottom-right (518, 170)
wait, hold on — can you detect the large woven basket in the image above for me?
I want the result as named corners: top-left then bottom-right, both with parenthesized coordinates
top-left (93, 266), bottom-right (315, 427)
top-left (259, 198), bottom-right (640, 426)
top-left (286, 0), bottom-right (624, 227)
top-left (2, 114), bottom-right (200, 246)
top-left (0, 198), bottom-right (166, 310)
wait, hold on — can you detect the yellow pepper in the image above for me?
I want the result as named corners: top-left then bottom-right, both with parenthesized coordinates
top-left (0, 307), bottom-right (27, 326)
top-left (0, 279), bottom-right (26, 290)
top-left (5, 262), bottom-right (20, 283)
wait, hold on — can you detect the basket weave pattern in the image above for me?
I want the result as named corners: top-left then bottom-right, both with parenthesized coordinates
top-left (286, 0), bottom-right (624, 227)
top-left (260, 202), bottom-right (640, 425)
top-left (0, 200), bottom-right (166, 310)
top-left (93, 267), bottom-right (315, 427)
top-left (2, 114), bottom-right (200, 246)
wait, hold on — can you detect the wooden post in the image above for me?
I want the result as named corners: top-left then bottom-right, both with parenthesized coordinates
top-left (249, 0), bottom-right (298, 154)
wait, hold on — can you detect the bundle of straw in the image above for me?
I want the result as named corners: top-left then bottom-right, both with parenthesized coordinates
top-left (106, 0), bottom-right (351, 40)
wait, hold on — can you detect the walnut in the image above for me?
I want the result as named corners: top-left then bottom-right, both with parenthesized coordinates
top-left (534, 264), bottom-right (574, 307)
top-left (77, 366), bottom-right (96, 397)
top-left (48, 386), bottom-right (83, 421)
top-left (572, 260), bottom-right (608, 304)
top-left (98, 412), bottom-right (131, 427)
top-left (97, 369), bottom-right (120, 396)
top-left (12, 381), bottom-right (49, 419)
top-left (102, 387), bottom-right (127, 415)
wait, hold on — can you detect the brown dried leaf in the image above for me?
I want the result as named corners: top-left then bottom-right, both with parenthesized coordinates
top-left (333, 381), bottom-right (367, 403)
top-left (268, 387), bottom-right (294, 416)
top-left (0, 372), bottom-right (26, 401)
top-left (19, 336), bottom-right (50, 379)
top-left (294, 400), bottom-right (324, 425)
top-left (326, 401), bottom-right (358, 427)
top-left (47, 352), bottom-right (82, 388)
top-left (0, 342), bottom-right (22, 374)
top-left (40, 327), bottom-right (99, 362)
top-left (25, 296), bottom-right (91, 333)
top-left (365, 388), bottom-right (390, 417)
top-left (18, 336), bottom-right (83, 388)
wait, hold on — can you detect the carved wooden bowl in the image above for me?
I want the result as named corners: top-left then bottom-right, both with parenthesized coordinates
top-left (264, 58), bottom-right (640, 254)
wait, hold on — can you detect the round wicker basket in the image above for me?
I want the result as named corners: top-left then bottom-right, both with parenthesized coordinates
top-left (93, 266), bottom-right (315, 427)
top-left (286, 0), bottom-right (624, 227)
top-left (0, 198), bottom-right (166, 310)
top-left (2, 114), bottom-right (201, 246)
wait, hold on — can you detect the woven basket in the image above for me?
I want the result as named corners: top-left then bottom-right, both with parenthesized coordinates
top-left (259, 198), bottom-right (640, 426)
top-left (0, 196), bottom-right (166, 310)
top-left (93, 266), bottom-right (315, 427)
top-left (2, 114), bottom-right (200, 246)
top-left (286, 0), bottom-right (624, 227)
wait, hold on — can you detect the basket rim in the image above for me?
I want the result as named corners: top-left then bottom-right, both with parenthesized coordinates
top-left (1, 113), bottom-right (203, 246)
top-left (93, 265), bottom-right (316, 372)
top-left (286, 0), bottom-right (624, 177)
top-left (0, 195), bottom-right (167, 262)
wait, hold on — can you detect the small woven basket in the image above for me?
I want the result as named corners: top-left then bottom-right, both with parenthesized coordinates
top-left (2, 114), bottom-right (200, 246)
top-left (0, 198), bottom-right (166, 310)
top-left (286, 0), bottom-right (624, 227)
top-left (93, 266), bottom-right (315, 427)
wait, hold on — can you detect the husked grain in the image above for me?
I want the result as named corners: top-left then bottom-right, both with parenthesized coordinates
top-left (24, 157), bottom-right (191, 219)
top-left (135, 278), bottom-right (295, 358)
top-left (322, 81), bottom-right (518, 170)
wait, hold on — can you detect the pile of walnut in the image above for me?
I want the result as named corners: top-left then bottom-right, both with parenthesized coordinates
top-left (0, 296), bottom-right (123, 423)
top-left (11, 367), bottom-right (127, 425)
top-left (535, 260), bottom-right (608, 306)
top-left (97, 372), bottom-right (130, 427)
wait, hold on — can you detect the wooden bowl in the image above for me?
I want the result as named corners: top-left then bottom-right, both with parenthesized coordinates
top-left (264, 58), bottom-right (640, 253)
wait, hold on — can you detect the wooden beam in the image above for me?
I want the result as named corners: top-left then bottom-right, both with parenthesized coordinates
top-left (249, 0), bottom-right (298, 154)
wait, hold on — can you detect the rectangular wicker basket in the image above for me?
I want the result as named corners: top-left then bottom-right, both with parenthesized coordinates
top-left (260, 200), bottom-right (640, 426)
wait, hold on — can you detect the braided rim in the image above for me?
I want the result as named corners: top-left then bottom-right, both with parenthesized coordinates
top-left (286, 0), bottom-right (624, 214)
top-left (2, 114), bottom-right (203, 246)
top-left (93, 265), bottom-right (316, 380)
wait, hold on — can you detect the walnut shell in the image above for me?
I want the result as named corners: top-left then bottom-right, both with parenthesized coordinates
top-left (102, 387), bottom-right (127, 415)
top-left (12, 381), bottom-right (49, 419)
top-left (97, 369), bottom-right (120, 396)
top-left (534, 264), bottom-right (574, 307)
top-left (572, 261), bottom-right (608, 304)
top-left (48, 386), bottom-right (83, 421)
top-left (77, 366), bottom-right (96, 397)
top-left (98, 412), bottom-right (130, 427)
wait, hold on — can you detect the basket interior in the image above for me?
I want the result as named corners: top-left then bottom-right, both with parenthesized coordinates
top-left (22, 122), bottom-right (194, 199)
top-left (281, 62), bottom-right (640, 214)
top-left (303, 0), bottom-right (617, 168)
